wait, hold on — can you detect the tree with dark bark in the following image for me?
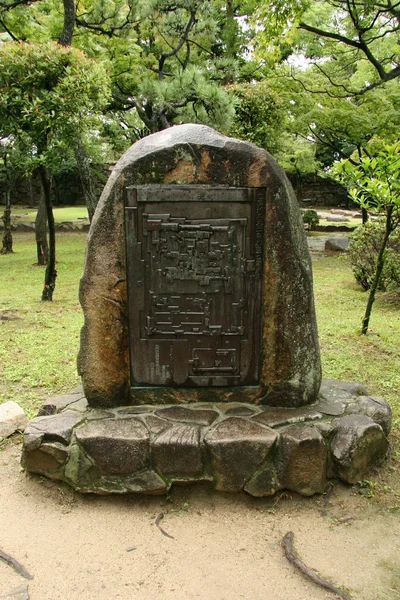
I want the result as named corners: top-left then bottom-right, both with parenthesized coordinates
top-left (255, 0), bottom-right (400, 96)
top-left (333, 142), bottom-right (400, 334)
top-left (0, 142), bottom-right (15, 254)
top-left (0, 41), bottom-right (110, 300)
top-left (0, 135), bottom-right (33, 254)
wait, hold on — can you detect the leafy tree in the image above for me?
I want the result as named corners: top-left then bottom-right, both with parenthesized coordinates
top-left (0, 41), bottom-right (110, 300)
top-left (302, 208), bottom-right (319, 230)
top-left (254, 0), bottom-right (400, 96)
top-left (348, 221), bottom-right (400, 291)
top-left (227, 81), bottom-right (287, 154)
top-left (333, 142), bottom-right (400, 334)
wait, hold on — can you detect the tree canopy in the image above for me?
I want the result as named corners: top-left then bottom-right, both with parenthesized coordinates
top-left (0, 41), bottom-right (110, 299)
top-left (0, 0), bottom-right (398, 175)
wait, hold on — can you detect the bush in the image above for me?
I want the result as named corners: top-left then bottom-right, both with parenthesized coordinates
top-left (302, 209), bottom-right (319, 231)
top-left (349, 221), bottom-right (400, 291)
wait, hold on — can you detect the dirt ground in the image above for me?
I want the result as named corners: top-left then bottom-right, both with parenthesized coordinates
top-left (1, 440), bottom-right (399, 600)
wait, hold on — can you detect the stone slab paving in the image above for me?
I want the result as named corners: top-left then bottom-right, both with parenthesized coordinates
top-left (21, 379), bottom-right (392, 497)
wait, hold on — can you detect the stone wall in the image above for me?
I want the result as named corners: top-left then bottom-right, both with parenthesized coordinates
top-left (1, 165), bottom-right (350, 209)
top-left (287, 173), bottom-right (351, 207)
top-left (0, 166), bottom-right (110, 207)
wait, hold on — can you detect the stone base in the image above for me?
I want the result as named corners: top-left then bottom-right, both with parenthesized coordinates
top-left (21, 379), bottom-right (392, 497)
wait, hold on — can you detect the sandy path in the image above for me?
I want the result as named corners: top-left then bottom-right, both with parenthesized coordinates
top-left (1, 442), bottom-right (399, 600)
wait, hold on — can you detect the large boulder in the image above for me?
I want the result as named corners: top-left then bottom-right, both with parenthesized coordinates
top-left (78, 124), bottom-right (321, 408)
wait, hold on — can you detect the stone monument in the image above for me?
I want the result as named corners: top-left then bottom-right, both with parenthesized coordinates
top-left (22, 125), bottom-right (391, 496)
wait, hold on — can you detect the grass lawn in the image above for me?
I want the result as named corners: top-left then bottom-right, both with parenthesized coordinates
top-left (0, 231), bottom-right (399, 439)
top-left (8, 205), bottom-right (89, 223)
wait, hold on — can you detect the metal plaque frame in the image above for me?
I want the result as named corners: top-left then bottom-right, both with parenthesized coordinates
top-left (125, 185), bottom-right (265, 388)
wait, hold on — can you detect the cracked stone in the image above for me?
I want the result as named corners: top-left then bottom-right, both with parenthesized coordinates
top-left (223, 405), bottom-right (257, 417)
top-left (280, 425), bottom-right (327, 495)
top-left (204, 417), bottom-right (278, 492)
top-left (75, 418), bottom-right (150, 475)
top-left (37, 394), bottom-right (87, 416)
top-left (146, 415), bottom-right (172, 437)
top-left (125, 470), bottom-right (168, 494)
top-left (244, 461), bottom-right (282, 497)
top-left (116, 406), bottom-right (152, 415)
top-left (313, 398), bottom-right (345, 416)
top-left (320, 378), bottom-right (369, 398)
top-left (155, 406), bottom-right (218, 426)
top-left (152, 423), bottom-right (202, 476)
top-left (23, 411), bottom-right (84, 451)
top-left (331, 414), bottom-right (389, 484)
top-left (253, 407), bottom-right (322, 428)
top-left (354, 396), bottom-right (392, 436)
top-left (22, 441), bottom-right (68, 474)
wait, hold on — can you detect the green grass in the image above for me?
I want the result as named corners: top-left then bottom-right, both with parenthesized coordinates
top-left (313, 255), bottom-right (400, 426)
top-left (0, 232), bottom-right (85, 416)
top-left (9, 205), bottom-right (89, 223)
top-left (0, 232), bottom-right (399, 436)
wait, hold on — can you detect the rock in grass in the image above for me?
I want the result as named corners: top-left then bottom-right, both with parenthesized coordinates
top-left (0, 401), bottom-right (29, 440)
top-left (324, 237), bottom-right (350, 251)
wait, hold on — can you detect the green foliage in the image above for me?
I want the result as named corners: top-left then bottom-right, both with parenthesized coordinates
top-left (333, 143), bottom-right (400, 333)
top-left (333, 143), bottom-right (400, 216)
top-left (254, 0), bottom-right (400, 95)
top-left (302, 209), bottom-right (319, 230)
top-left (0, 41), bottom-right (110, 169)
top-left (227, 81), bottom-right (286, 153)
top-left (349, 222), bottom-right (400, 291)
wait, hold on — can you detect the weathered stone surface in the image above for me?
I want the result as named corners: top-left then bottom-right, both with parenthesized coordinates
top-left (320, 378), bottom-right (368, 398)
top-left (37, 393), bottom-right (87, 416)
top-left (253, 407), bottom-right (322, 428)
top-left (152, 423), bottom-right (202, 476)
top-left (20, 381), bottom-right (393, 497)
top-left (22, 441), bottom-right (68, 474)
top-left (116, 406), bottom-right (152, 415)
top-left (280, 426), bottom-right (327, 495)
top-left (78, 123), bottom-right (321, 408)
top-left (75, 418), bottom-right (149, 475)
top-left (314, 397), bottom-right (345, 416)
top-left (244, 461), bottom-right (282, 497)
top-left (326, 215), bottom-right (350, 222)
top-left (331, 414), bottom-right (389, 483)
top-left (0, 401), bottom-right (28, 439)
top-left (222, 405), bottom-right (257, 417)
top-left (354, 396), bottom-right (392, 436)
top-left (146, 415), bottom-right (172, 437)
top-left (64, 443), bottom-right (94, 485)
top-left (324, 237), bottom-right (350, 251)
top-left (155, 406), bottom-right (218, 426)
top-left (23, 411), bottom-right (83, 451)
top-left (125, 470), bottom-right (168, 494)
top-left (204, 417), bottom-right (278, 491)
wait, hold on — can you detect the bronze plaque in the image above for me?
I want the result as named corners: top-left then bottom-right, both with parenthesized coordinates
top-left (125, 185), bottom-right (265, 387)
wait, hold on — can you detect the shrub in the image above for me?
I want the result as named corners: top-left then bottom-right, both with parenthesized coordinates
top-left (349, 221), bottom-right (400, 290)
top-left (302, 209), bottom-right (319, 231)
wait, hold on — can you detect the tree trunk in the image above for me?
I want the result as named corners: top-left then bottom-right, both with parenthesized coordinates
top-left (1, 189), bottom-right (13, 254)
top-left (35, 184), bottom-right (49, 266)
top-left (361, 206), bottom-right (393, 334)
top-left (362, 207), bottom-right (369, 224)
top-left (59, 0), bottom-right (75, 46)
top-left (38, 166), bottom-right (57, 301)
top-left (28, 177), bottom-right (35, 207)
top-left (73, 137), bottom-right (98, 222)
